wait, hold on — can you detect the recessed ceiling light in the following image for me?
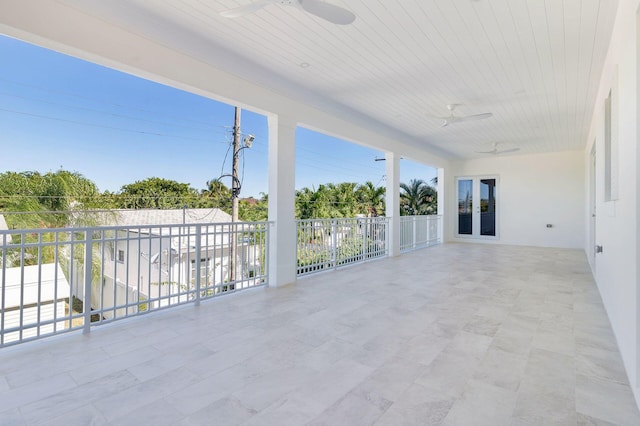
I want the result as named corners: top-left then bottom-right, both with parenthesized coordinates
top-left (300, 62), bottom-right (310, 68)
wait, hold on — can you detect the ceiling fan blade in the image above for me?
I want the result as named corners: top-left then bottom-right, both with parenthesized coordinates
top-left (220, 0), bottom-right (271, 18)
top-left (455, 112), bottom-right (493, 123)
top-left (425, 114), bottom-right (449, 126)
top-left (474, 150), bottom-right (497, 154)
top-left (298, 0), bottom-right (356, 25)
top-left (496, 148), bottom-right (520, 154)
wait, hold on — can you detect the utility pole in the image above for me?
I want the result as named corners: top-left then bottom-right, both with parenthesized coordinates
top-left (230, 107), bottom-right (241, 283)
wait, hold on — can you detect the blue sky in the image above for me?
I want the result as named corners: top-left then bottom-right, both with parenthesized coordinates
top-left (0, 35), bottom-right (436, 198)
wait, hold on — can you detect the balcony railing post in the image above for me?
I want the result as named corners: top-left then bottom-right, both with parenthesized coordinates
top-left (83, 230), bottom-right (92, 334)
top-left (361, 218), bottom-right (367, 261)
top-left (332, 220), bottom-right (337, 269)
top-left (412, 216), bottom-right (417, 250)
top-left (386, 217), bottom-right (390, 255)
top-left (265, 222), bottom-right (272, 286)
top-left (195, 225), bottom-right (202, 306)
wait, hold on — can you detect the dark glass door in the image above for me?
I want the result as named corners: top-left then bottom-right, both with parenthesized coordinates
top-left (480, 178), bottom-right (496, 236)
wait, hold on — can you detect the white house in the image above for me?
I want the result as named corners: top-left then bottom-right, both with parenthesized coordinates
top-left (1, 263), bottom-right (70, 344)
top-left (0, 214), bottom-right (11, 246)
top-left (96, 209), bottom-right (261, 318)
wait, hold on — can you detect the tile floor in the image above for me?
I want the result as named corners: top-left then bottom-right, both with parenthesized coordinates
top-left (1, 243), bottom-right (639, 425)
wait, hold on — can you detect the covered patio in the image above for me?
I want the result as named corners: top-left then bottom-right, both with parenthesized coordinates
top-left (2, 0), bottom-right (640, 422)
top-left (1, 244), bottom-right (637, 425)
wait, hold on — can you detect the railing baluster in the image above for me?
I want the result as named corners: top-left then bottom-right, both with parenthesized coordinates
top-left (195, 225), bottom-right (202, 306)
top-left (83, 231), bottom-right (92, 334)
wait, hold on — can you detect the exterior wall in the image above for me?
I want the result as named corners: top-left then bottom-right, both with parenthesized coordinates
top-left (448, 151), bottom-right (585, 249)
top-left (2, 263), bottom-right (70, 343)
top-left (585, 0), bottom-right (640, 408)
top-left (103, 232), bottom-right (177, 294)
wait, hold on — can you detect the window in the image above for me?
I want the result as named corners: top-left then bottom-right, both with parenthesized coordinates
top-left (117, 249), bottom-right (125, 263)
top-left (191, 258), bottom-right (213, 285)
top-left (604, 70), bottom-right (619, 201)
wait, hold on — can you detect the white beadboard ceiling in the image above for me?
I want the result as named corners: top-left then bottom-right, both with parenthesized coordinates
top-left (5, 0), bottom-right (619, 160)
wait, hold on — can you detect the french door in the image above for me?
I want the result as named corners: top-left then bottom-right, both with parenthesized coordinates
top-left (456, 176), bottom-right (498, 239)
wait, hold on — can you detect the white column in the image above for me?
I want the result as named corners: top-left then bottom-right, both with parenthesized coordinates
top-left (385, 152), bottom-right (401, 257)
top-left (267, 114), bottom-right (297, 287)
top-left (437, 167), bottom-right (446, 243)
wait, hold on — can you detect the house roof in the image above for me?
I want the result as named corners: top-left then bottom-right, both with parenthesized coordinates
top-left (2, 263), bottom-right (71, 308)
top-left (108, 208), bottom-right (232, 227)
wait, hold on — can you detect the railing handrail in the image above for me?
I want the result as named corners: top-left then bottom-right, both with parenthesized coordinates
top-left (1, 220), bottom-right (270, 347)
top-left (0, 220), bottom-right (272, 235)
top-left (399, 214), bottom-right (443, 253)
top-left (296, 216), bottom-right (390, 277)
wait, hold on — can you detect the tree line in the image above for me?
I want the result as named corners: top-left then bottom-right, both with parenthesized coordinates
top-left (0, 170), bottom-right (437, 229)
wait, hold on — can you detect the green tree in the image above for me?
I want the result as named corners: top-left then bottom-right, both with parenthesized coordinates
top-left (295, 182), bottom-right (386, 220)
top-left (400, 179), bottom-right (437, 216)
top-left (0, 170), bottom-right (100, 228)
top-left (296, 184), bottom-right (332, 219)
top-left (199, 180), bottom-right (232, 212)
top-left (239, 194), bottom-right (268, 222)
top-left (356, 181), bottom-right (386, 216)
top-left (117, 177), bottom-right (199, 209)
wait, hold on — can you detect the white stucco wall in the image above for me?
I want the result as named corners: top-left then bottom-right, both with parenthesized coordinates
top-left (585, 0), bottom-right (640, 408)
top-left (448, 151), bottom-right (585, 249)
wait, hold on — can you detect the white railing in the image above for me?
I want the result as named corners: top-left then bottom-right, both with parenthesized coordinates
top-left (297, 217), bottom-right (388, 276)
top-left (400, 215), bottom-right (442, 253)
top-left (0, 221), bottom-right (269, 347)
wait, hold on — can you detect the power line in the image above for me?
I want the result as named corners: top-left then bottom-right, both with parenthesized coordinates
top-left (0, 91), bottom-right (222, 133)
top-left (0, 107), bottom-right (220, 143)
top-left (0, 76), bottom-right (225, 129)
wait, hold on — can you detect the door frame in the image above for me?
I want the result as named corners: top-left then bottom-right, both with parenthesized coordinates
top-left (455, 175), bottom-right (500, 240)
top-left (589, 144), bottom-right (597, 270)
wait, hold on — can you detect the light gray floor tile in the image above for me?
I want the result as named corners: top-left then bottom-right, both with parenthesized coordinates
top-left (181, 396), bottom-right (257, 426)
top-left (0, 244), bottom-right (637, 425)
top-left (0, 408), bottom-right (24, 426)
top-left (442, 380), bottom-right (517, 426)
top-left (473, 347), bottom-right (527, 391)
top-left (374, 382), bottom-right (455, 425)
top-left (308, 387), bottom-right (393, 426)
top-left (43, 404), bottom-right (108, 426)
top-left (575, 374), bottom-right (640, 425)
top-left (20, 370), bottom-right (139, 424)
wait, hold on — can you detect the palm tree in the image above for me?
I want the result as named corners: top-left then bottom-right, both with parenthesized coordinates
top-left (400, 179), bottom-right (437, 215)
top-left (201, 180), bottom-right (232, 211)
top-left (356, 181), bottom-right (386, 216)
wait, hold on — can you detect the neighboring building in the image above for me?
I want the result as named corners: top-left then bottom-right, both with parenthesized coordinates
top-left (1, 263), bottom-right (70, 344)
top-left (0, 214), bottom-right (12, 245)
top-left (105, 208), bottom-right (232, 227)
top-left (96, 209), bottom-right (260, 318)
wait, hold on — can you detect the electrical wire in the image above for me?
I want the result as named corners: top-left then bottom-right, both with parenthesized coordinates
top-left (0, 76), bottom-right (224, 129)
top-left (0, 107), bottom-right (219, 143)
top-left (0, 91), bottom-right (221, 133)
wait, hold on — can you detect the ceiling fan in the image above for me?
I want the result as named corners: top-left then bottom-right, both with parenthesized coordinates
top-left (220, 0), bottom-right (356, 25)
top-left (475, 142), bottom-right (520, 155)
top-left (429, 104), bottom-right (493, 127)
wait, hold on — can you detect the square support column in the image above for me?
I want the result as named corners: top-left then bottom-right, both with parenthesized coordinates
top-left (385, 152), bottom-right (401, 257)
top-left (437, 167), bottom-right (446, 243)
top-left (267, 114), bottom-right (297, 287)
